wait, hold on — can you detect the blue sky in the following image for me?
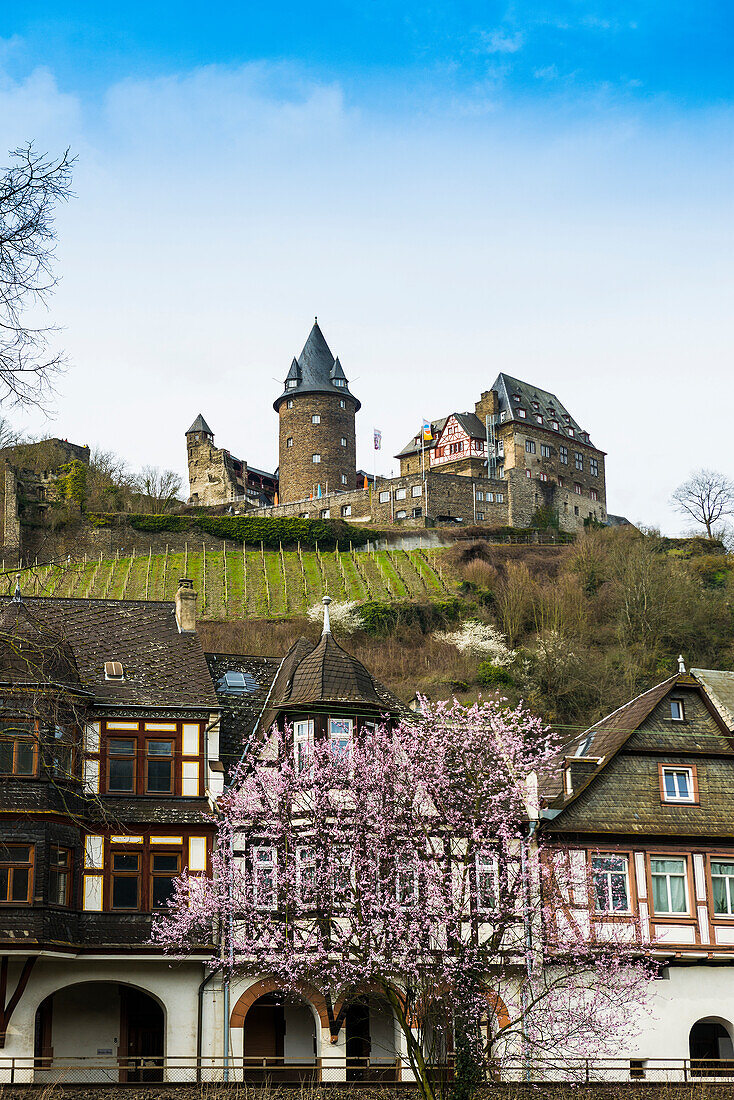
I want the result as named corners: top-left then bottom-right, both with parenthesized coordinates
top-left (1, 3), bottom-right (733, 531)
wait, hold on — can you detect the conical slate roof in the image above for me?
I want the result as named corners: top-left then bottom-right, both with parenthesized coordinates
top-left (273, 321), bottom-right (361, 412)
top-left (282, 630), bottom-right (382, 709)
top-left (187, 413), bottom-right (213, 435)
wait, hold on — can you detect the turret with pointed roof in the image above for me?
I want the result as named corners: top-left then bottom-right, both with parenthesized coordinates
top-left (275, 320), bottom-right (360, 504)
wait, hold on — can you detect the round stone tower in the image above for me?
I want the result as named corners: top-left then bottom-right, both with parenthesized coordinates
top-left (274, 320), bottom-right (360, 504)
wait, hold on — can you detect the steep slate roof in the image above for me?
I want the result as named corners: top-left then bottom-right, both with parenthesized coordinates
top-left (282, 631), bottom-right (383, 708)
top-left (0, 598), bottom-right (82, 689)
top-left (205, 652), bottom-right (281, 777)
top-left (542, 675), bottom-right (678, 804)
top-left (491, 373), bottom-right (600, 450)
top-left (187, 413), bottom-right (213, 435)
top-left (692, 668), bottom-right (734, 732)
top-left (0, 597), bottom-right (217, 709)
top-left (273, 321), bottom-right (361, 412)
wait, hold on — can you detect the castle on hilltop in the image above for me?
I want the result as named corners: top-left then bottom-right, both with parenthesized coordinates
top-left (186, 320), bottom-right (610, 534)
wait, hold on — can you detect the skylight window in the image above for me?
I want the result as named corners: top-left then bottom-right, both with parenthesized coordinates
top-left (218, 670), bottom-right (259, 694)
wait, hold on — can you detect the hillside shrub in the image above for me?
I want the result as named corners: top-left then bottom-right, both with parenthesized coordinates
top-left (86, 512), bottom-right (372, 549)
top-left (434, 621), bottom-right (515, 663)
top-left (476, 661), bottom-right (515, 688)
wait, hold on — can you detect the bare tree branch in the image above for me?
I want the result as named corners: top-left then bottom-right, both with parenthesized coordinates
top-left (0, 144), bottom-right (75, 410)
top-left (670, 468), bottom-right (734, 539)
top-left (135, 465), bottom-right (183, 514)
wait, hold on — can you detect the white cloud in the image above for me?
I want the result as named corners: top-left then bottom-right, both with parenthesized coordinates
top-left (476, 29), bottom-right (524, 55)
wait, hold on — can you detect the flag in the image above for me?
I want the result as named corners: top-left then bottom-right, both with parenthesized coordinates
top-left (317, 484), bottom-right (322, 498)
top-left (422, 420), bottom-right (433, 442)
top-left (373, 429), bottom-right (382, 450)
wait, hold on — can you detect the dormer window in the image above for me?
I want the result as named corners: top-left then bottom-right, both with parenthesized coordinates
top-left (512, 394), bottom-right (520, 403)
top-left (517, 408), bottom-right (526, 419)
top-left (105, 661), bottom-right (124, 681)
top-left (567, 427), bottom-right (575, 437)
top-left (670, 699), bottom-right (685, 722)
top-left (334, 378), bottom-right (346, 388)
top-left (286, 379), bottom-right (298, 389)
top-left (551, 420), bottom-right (559, 431)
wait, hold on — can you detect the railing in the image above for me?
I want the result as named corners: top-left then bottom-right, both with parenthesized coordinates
top-left (1, 1056), bottom-right (734, 1085)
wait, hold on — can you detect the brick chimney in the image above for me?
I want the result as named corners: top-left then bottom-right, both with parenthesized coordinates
top-left (475, 389), bottom-right (499, 421)
top-left (175, 579), bottom-right (197, 633)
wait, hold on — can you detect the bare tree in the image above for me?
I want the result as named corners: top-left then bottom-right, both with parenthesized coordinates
top-left (0, 144), bottom-right (74, 409)
top-left (135, 465), bottom-right (183, 513)
top-left (670, 468), bottom-right (734, 539)
top-left (0, 416), bottom-right (23, 449)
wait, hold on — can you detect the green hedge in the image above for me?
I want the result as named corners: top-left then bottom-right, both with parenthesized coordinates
top-left (86, 512), bottom-right (372, 549)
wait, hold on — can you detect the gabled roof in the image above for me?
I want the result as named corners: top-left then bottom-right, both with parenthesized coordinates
top-left (0, 597), bottom-right (217, 709)
top-left (491, 373), bottom-right (599, 449)
top-left (273, 321), bottom-right (361, 412)
top-left (395, 416), bottom-right (449, 459)
top-left (692, 668), bottom-right (734, 732)
top-left (187, 413), bottom-right (213, 435)
top-left (206, 652), bottom-right (280, 777)
top-left (542, 675), bottom-right (678, 805)
top-left (0, 598), bottom-right (82, 689)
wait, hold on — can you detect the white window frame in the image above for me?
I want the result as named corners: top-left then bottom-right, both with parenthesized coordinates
top-left (412, 484), bottom-right (422, 497)
top-left (476, 851), bottom-right (498, 913)
top-left (287, 399), bottom-right (294, 408)
top-left (253, 846), bottom-right (277, 910)
top-left (396, 509), bottom-right (407, 519)
top-left (379, 491), bottom-right (390, 503)
top-left (661, 766), bottom-right (694, 803)
top-left (286, 437), bottom-right (293, 448)
top-left (312, 454), bottom-right (321, 464)
top-left (329, 717), bottom-right (353, 761)
top-left (496, 493), bottom-right (504, 502)
top-left (341, 437), bottom-right (347, 447)
top-left (395, 488), bottom-right (407, 500)
top-left (296, 845), bottom-right (317, 908)
top-left (650, 856), bottom-right (689, 915)
top-left (341, 505), bottom-right (352, 517)
top-left (294, 719), bottom-right (314, 774)
top-left (591, 853), bottom-right (631, 914)
top-left (670, 699), bottom-right (685, 722)
top-left (312, 414), bottom-right (321, 424)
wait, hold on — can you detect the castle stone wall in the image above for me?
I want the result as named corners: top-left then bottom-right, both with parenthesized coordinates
top-left (278, 392), bottom-right (356, 503)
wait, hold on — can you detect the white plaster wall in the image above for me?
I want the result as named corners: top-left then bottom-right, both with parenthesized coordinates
top-left (627, 965), bottom-right (734, 1063)
top-left (51, 983), bottom-right (121, 1064)
top-left (2, 956), bottom-right (205, 1081)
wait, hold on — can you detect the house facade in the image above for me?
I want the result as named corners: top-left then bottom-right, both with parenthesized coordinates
top-left (543, 664), bottom-right (734, 1069)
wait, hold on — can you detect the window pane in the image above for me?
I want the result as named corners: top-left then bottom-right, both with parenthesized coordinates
top-left (676, 772), bottom-right (690, 798)
top-left (652, 858), bottom-right (685, 875)
top-left (663, 772), bottom-right (677, 798)
top-left (712, 877), bottom-right (730, 915)
top-left (11, 868), bottom-right (29, 902)
top-left (152, 854), bottom-right (179, 872)
top-left (112, 876), bottom-right (139, 909)
top-left (669, 875), bottom-right (687, 913)
top-left (110, 739), bottom-right (136, 754)
top-left (50, 868), bottom-right (68, 905)
top-left (0, 740), bottom-right (13, 772)
top-left (711, 862), bottom-right (734, 877)
top-left (113, 853), bottom-right (139, 871)
top-left (147, 759), bottom-right (172, 792)
top-left (610, 873), bottom-right (629, 910)
top-left (148, 741), bottom-right (173, 756)
top-left (0, 868), bottom-right (7, 900)
top-left (2, 846), bottom-right (31, 863)
top-left (651, 876), bottom-right (669, 913)
top-left (109, 758), bottom-right (135, 792)
top-left (152, 876), bottom-right (176, 909)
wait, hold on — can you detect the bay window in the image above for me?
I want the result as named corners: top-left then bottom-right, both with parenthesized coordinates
top-left (294, 719), bottom-right (314, 774)
top-left (146, 740), bottom-right (173, 794)
top-left (329, 717), bottom-right (353, 760)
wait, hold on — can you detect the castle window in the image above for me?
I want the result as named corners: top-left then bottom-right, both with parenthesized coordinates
top-left (341, 437), bottom-right (347, 447)
top-left (512, 394), bottom-right (520, 403)
top-left (396, 509), bottom-right (407, 519)
top-left (341, 505), bottom-right (351, 517)
top-left (0, 844), bottom-right (33, 904)
top-left (575, 452), bottom-right (583, 470)
top-left (379, 491), bottom-right (390, 503)
top-left (590, 488), bottom-right (598, 501)
top-left (340, 399), bottom-right (346, 408)
top-left (287, 399), bottom-right (294, 409)
top-left (287, 437), bottom-right (293, 448)
top-left (312, 414), bottom-right (321, 424)
top-left (395, 488), bottom-right (407, 500)
top-left (341, 474), bottom-right (347, 485)
top-left (412, 506), bottom-right (422, 518)
top-left (334, 378), bottom-right (346, 387)
top-left (558, 476), bottom-right (564, 488)
top-left (560, 446), bottom-right (568, 464)
top-left (496, 493), bottom-right (504, 502)
top-left (541, 444), bottom-right (551, 458)
top-left (517, 408), bottom-right (526, 418)
top-left (312, 454), bottom-right (321, 464)
top-left (476, 490), bottom-right (484, 501)
top-left (287, 380), bottom-right (297, 389)
top-left (476, 512), bottom-right (484, 521)
top-left (525, 440), bottom-right (536, 454)
top-left (590, 457), bottom-right (599, 477)
top-left (574, 505), bottom-right (579, 515)
top-left (539, 472), bottom-right (548, 482)
top-left (321, 509), bottom-right (330, 518)
top-left (487, 492), bottom-right (494, 502)
top-left (536, 415), bottom-right (543, 425)
top-left (412, 485), bottom-right (422, 497)
top-left (670, 699), bottom-right (685, 722)
top-left (526, 470), bottom-right (531, 479)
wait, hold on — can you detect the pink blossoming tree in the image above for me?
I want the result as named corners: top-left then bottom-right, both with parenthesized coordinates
top-left (154, 699), bottom-right (654, 1100)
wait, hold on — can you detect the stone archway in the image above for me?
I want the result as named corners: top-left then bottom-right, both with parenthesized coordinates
top-left (231, 979), bottom-right (326, 1083)
top-left (689, 1017), bottom-right (734, 1075)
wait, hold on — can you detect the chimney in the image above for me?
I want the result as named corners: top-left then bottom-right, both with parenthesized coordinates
top-left (475, 389), bottom-right (499, 420)
top-left (175, 578), bottom-right (197, 633)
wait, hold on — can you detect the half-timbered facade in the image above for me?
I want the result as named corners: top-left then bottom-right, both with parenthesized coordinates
top-left (542, 663), bottom-right (734, 1068)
